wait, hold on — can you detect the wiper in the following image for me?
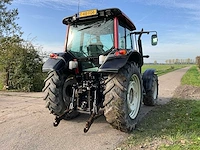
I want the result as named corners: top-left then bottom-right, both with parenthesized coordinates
top-left (78, 25), bottom-right (93, 31)
top-left (78, 22), bottom-right (102, 31)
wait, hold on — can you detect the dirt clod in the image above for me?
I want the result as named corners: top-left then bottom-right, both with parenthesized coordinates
top-left (173, 85), bottom-right (200, 100)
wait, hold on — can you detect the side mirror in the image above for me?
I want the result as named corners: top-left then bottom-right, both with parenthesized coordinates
top-left (151, 34), bottom-right (158, 46)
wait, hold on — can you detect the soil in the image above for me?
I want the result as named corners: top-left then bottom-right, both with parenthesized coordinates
top-left (173, 85), bottom-right (200, 100)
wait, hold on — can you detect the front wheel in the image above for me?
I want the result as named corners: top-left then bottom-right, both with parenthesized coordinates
top-left (143, 74), bottom-right (158, 106)
top-left (103, 62), bottom-right (143, 132)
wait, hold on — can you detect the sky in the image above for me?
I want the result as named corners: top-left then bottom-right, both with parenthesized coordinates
top-left (9, 0), bottom-right (200, 63)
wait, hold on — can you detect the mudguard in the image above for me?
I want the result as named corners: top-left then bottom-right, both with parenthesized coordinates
top-left (98, 57), bottom-right (127, 73)
top-left (98, 50), bottom-right (142, 73)
top-left (142, 69), bottom-right (155, 92)
top-left (42, 52), bottom-right (74, 72)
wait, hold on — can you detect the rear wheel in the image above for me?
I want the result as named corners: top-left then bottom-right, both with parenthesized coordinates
top-left (43, 71), bottom-right (78, 118)
top-left (143, 74), bottom-right (158, 106)
top-left (104, 62), bottom-right (142, 132)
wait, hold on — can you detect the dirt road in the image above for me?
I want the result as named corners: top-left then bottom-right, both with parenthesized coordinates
top-left (0, 67), bottom-right (190, 150)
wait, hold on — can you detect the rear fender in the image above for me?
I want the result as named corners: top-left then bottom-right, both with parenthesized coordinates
top-left (98, 50), bottom-right (142, 73)
top-left (142, 69), bottom-right (155, 92)
top-left (42, 52), bottom-right (74, 72)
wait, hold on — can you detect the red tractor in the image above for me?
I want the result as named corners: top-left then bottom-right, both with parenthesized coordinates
top-left (42, 8), bottom-right (158, 132)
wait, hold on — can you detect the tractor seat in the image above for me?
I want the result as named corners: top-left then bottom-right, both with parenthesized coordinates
top-left (87, 44), bottom-right (104, 57)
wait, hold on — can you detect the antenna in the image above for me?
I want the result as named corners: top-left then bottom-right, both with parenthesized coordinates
top-left (77, 0), bottom-right (80, 16)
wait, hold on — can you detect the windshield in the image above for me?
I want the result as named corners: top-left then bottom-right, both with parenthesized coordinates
top-left (66, 19), bottom-right (114, 58)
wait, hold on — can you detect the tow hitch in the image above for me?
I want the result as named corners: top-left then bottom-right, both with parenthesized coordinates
top-left (53, 110), bottom-right (103, 133)
top-left (84, 111), bottom-right (103, 133)
top-left (53, 115), bottom-right (65, 127)
top-left (53, 110), bottom-right (71, 127)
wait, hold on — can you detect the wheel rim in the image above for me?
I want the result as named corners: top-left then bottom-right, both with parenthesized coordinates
top-left (152, 79), bottom-right (158, 99)
top-left (63, 81), bottom-right (73, 98)
top-left (127, 74), bottom-right (141, 119)
top-left (63, 77), bottom-right (76, 106)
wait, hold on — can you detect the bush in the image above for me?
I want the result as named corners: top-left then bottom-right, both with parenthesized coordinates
top-left (0, 38), bottom-right (45, 92)
top-left (9, 42), bottom-right (45, 92)
top-left (196, 56), bottom-right (200, 69)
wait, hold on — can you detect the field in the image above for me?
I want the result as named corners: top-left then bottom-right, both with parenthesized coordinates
top-left (118, 65), bottom-right (200, 150)
top-left (142, 64), bottom-right (190, 76)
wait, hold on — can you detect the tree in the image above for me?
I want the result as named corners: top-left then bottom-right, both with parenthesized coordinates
top-left (0, 0), bottom-right (22, 88)
top-left (0, 0), bottom-right (22, 37)
top-left (0, 1), bottom-right (45, 91)
top-left (175, 59), bottom-right (179, 64)
top-left (196, 56), bottom-right (200, 69)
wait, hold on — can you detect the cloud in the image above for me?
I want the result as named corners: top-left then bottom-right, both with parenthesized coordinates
top-left (128, 0), bottom-right (200, 22)
top-left (130, 0), bottom-right (200, 9)
top-left (13, 0), bottom-right (104, 10)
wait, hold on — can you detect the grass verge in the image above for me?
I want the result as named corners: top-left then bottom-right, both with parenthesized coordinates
top-left (142, 64), bottom-right (189, 76)
top-left (181, 66), bottom-right (200, 86)
top-left (118, 99), bottom-right (200, 150)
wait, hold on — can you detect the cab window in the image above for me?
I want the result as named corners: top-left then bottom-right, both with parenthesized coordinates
top-left (118, 22), bottom-right (133, 49)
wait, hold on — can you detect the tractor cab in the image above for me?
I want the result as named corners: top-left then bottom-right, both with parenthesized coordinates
top-left (63, 8), bottom-right (138, 71)
top-left (62, 8), bottom-right (157, 72)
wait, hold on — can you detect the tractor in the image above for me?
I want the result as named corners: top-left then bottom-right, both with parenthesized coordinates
top-left (42, 8), bottom-right (158, 133)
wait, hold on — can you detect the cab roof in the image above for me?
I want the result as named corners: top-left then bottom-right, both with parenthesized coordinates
top-left (62, 8), bottom-right (136, 31)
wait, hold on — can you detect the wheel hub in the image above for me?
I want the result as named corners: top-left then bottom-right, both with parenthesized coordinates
top-left (127, 74), bottom-right (141, 119)
top-left (153, 80), bottom-right (158, 99)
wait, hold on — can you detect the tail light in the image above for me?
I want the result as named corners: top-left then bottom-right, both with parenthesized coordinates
top-left (50, 53), bottom-right (58, 59)
top-left (114, 49), bottom-right (127, 56)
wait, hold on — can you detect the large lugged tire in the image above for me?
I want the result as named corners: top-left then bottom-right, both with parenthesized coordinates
top-left (103, 62), bottom-right (143, 132)
top-left (43, 71), bottom-right (77, 117)
top-left (143, 74), bottom-right (158, 106)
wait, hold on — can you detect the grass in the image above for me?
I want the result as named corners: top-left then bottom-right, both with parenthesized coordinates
top-left (119, 99), bottom-right (200, 150)
top-left (181, 66), bottom-right (200, 86)
top-left (142, 64), bottom-right (189, 76)
top-left (118, 65), bottom-right (200, 150)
